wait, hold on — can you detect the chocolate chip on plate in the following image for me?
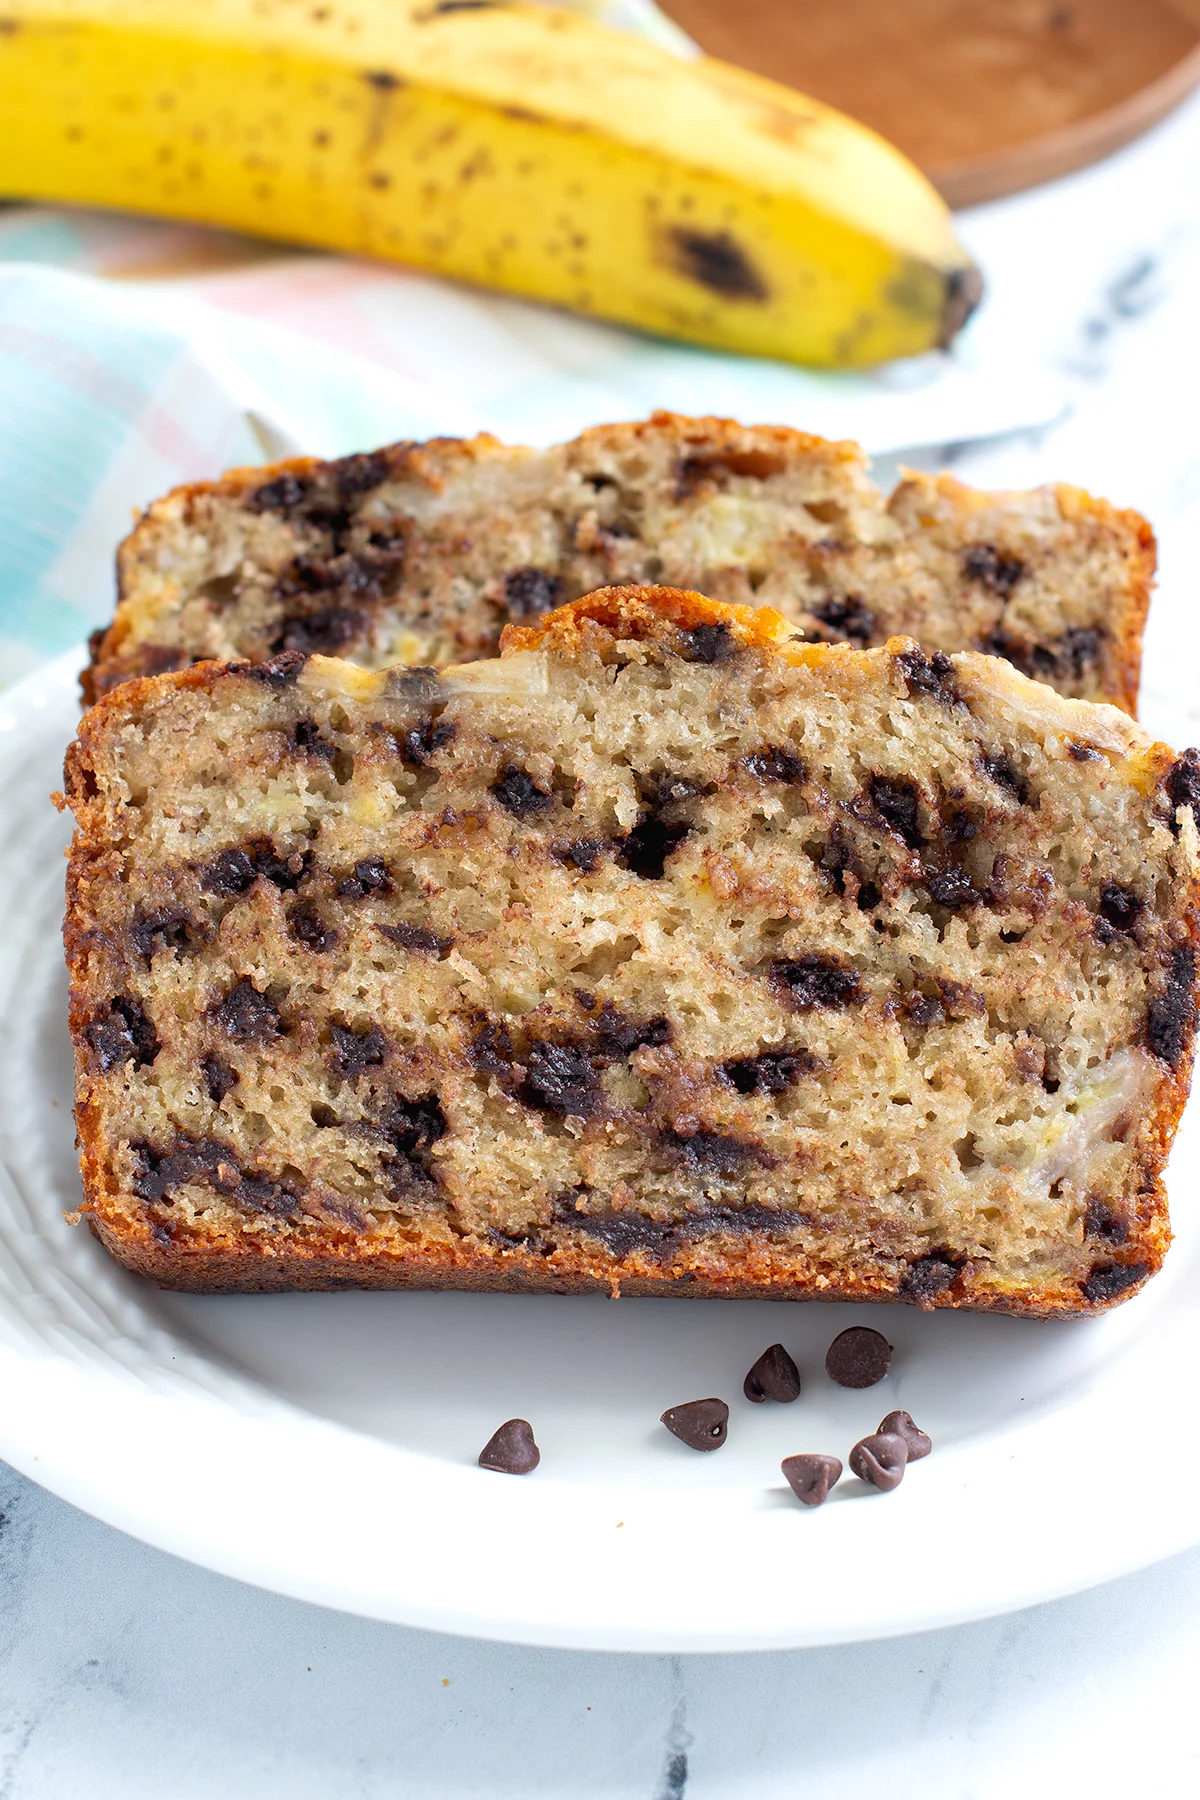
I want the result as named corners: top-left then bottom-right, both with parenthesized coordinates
top-left (478, 1418), bottom-right (540, 1475)
top-left (849, 1431), bottom-right (908, 1492)
top-left (781, 1453), bottom-right (843, 1507)
top-left (743, 1342), bottom-right (802, 1404)
top-left (660, 1397), bottom-right (729, 1451)
top-left (825, 1326), bottom-right (892, 1388)
top-left (878, 1409), bottom-right (932, 1460)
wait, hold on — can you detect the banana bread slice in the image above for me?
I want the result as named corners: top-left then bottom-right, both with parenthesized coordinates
top-left (62, 586), bottom-right (1199, 1313)
top-left (85, 411), bottom-right (1154, 712)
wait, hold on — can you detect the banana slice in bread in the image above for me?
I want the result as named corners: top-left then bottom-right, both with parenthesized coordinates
top-left (63, 585), bottom-right (1199, 1312)
top-left (86, 412), bottom-right (1154, 713)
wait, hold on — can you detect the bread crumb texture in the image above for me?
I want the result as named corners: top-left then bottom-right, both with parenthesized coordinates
top-left (87, 412), bottom-right (1154, 714)
top-left (64, 586), bottom-right (1199, 1314)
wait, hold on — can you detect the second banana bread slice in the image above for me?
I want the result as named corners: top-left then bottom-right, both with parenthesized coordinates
top-left (87, 411), bottom-right (1154, 711)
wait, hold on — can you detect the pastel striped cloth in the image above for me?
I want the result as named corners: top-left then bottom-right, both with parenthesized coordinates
top-left (0, 195), bottom-right (1061, 686)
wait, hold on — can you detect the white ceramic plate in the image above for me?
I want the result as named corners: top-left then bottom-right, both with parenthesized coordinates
top-left (3, 649), bottom-right (1199, 1653)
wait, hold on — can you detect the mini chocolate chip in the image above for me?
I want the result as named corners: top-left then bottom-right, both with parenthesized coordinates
top-left (354, 856), bottom-right (388, 891)
top-left (251, 472), bottom-right (312, 511)
top-left (902, 992), bottom-right (945, 1029)
top-left (619, 814), bottom-right (690, 881)
top-left (379, 921), bottom-right (451, 954)
top-left (469, 1019), bottom-right (514, 1078)
top-left (85, 997), bottom-right (160, 1072)
top-left (130, 909), bottom-right (195, 960)
top-left (743, 746), bottom-right (806, 783)
top-left (980, 753), bottom-right (1029, 803)
top-left (131, 1135), bottom-right (296, 1216)
top-left (276, 607), bottom-right (364, 657)
top-left (290, 718), bottom-right (335, 760)
top-left (241, 649), bottom-right (307, 686)
top-left (592, 1003), bottom-right (672, 1058)
top-left (1060, 626), bottom-right (1103, 677)
top-left (202, 847), bottom-right (256, 896)
top-left (849, 1431), bottom-right (908, 1491)
top-left (825, 1327), bottom-right (892, 1388)
top-left (810, 595), bottom-right (874, 644)
top-left (236, 1170), bottom-right (299, 1216)
top-left (332, 449), bottom-right (389, 497)
top-left (1069, 740), bottom-right (1104, 762)
top-left (818, 837), bottom-right (851, 896)
top-left (923, 865), bottom-right (980, 910)
top-left (338, 856), bottom-right (390, 899)
top-left (771, 954), bottom-right (862, 1011)
top-left (743, 1343), bottom-right (801, 1403)
top-left (1147, 946), bottom-right (1197, 1065)
top-left (780, 1453), bottom-right (842, 1507)
top-left (962, 542), bottom-right (1025, 596)
top-left (1099, 883), bottom-right (1142, 933)
top-left (896, 646), bottom-right (958, 702)
top-left (287, 903), bottom-right (338, 951)
top-left (502, 567), bottom-right (561, 621)
top-left (1084, 1199), bottom-right (1129, 1245)
top-left (478, 1418), bottom-right (540, 1475)
top-left (566, 1203), bottom-right (802, 1258)
top-left (677, 622), bottom-right (734, 664)
top-left (900, 1252), bottom-right (960, 1303)
top-left (638, 772), bottom-right (704, 808)
top-left (981, 627), bottom-right (1026, 672)
top-left (562, 1208), bottom-right (675, 1257)
top-left (131, 1134), bottom-right (227, 1203)
top-left (521, 1041), bottom-right (598, 1117)
top-left (550, 837), bottom-right (606, 872)
top-left (721, 1051), bottom-right (813, 1095)
top-left (877, 1410), bottom-right (932, 1460)
top-left (491, 763), bottom-right (552, 819)
top-left (250, 842), bottom-right (311, 892)
top-left (378, 1093), bottom-right (446, 1187)
top-left (1166, 747), bottom-right (1200, 827)
top-left (1081, 1261), bottom-right (1150, 1303)
top-left (870, 775), bottom-right (923, 848)
top-left (212, 979), bottom-right (280, 1042)
top-left (402, 716), bottom-right (455, 765)
top-left (660, 1397), bottom-right (729, 1451)
top-left (202, 1056), bottom-right (238, 1103)
top-left (330, 1023), bottom-right (388, 1078)
top-left (379, 1093), bottom-right (446, 1152)
top-left (660, 1128), bottom-right (766, 1175)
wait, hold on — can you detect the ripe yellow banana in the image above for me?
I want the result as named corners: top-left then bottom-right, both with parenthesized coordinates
top-left (0, 0), bottom-right (981, 367)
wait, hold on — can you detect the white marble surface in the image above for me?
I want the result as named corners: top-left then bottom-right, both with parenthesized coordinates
top-left (7, 78), bottom-right (1200, 1800)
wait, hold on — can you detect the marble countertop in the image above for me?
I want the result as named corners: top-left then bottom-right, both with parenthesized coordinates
top-left (7, 78), bottom-right (1200, 1800)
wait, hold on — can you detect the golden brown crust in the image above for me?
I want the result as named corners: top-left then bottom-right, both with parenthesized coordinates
top-left (85, 1212), bottom-right (1163, 1318)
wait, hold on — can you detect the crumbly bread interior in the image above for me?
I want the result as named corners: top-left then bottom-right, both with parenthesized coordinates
top-left (63, 587), bottom-right (1199, 1312)
top-left (90, 412), bottom-right (1154, 711)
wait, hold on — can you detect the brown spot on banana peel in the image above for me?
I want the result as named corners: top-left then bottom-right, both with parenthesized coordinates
top-left (660, 225), bottom-right (770, 302)
top-left (417, 2), bottom-right (503, 17)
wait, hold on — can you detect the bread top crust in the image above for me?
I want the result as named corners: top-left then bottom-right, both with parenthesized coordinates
top-left (84, 411), bottom-right (1155, 714)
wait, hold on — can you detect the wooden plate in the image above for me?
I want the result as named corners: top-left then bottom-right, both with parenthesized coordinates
top-left (661, 0), bottom-right (1200, 206)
